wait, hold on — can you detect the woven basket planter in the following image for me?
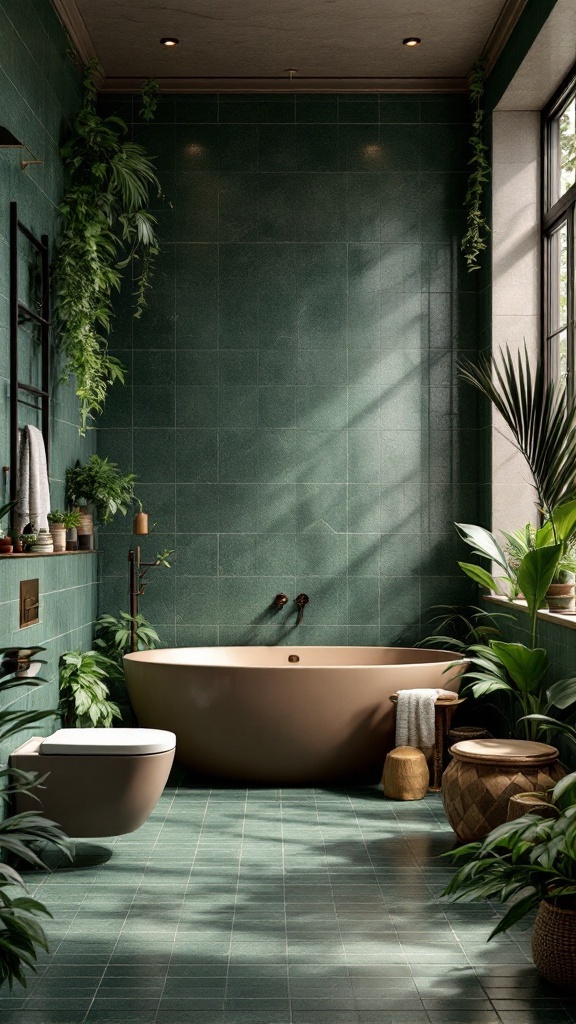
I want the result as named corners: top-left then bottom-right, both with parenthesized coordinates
top-left (441, 739), bottom-right (564, 843)
top-left (533, 900), bottom-right (576, 989)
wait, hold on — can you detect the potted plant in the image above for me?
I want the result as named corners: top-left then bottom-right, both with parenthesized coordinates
top-left (443, 772), bottom-right (576, 989)
top-left (66, 455), bottom-right (136, 526)
top-left (59, 649), bottom-right (121, 728)
top-left (504, 523), bottom-right (576, 613)
top-left (0, 646), bottom-right (71, 987)
top-left (47, 510), bottom-right (67, 552)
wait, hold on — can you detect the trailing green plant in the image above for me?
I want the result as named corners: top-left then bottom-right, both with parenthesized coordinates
top-left (0, 500), bottom-right (17, 537)
top-left (59, 650), bottom-right (121, 728)
top-left (0, 647), bottom-right (71, 989)
top-left (461, 58), bottom-right (490, 273)
top-left (442, 771), bottom-right (576, 939)
top-left (54, 60), bottom-right (162, 433)
top-left (47, 509), bottom-right (81, 529)
top-left (65, 455), bottom-right (136, 524)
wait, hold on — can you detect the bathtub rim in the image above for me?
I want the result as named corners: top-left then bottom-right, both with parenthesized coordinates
top-left (124, 645), bottom-right (467, 670)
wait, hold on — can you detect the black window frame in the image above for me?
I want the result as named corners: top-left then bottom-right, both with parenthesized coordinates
top-left (543, 62), bottom-right (576, 401)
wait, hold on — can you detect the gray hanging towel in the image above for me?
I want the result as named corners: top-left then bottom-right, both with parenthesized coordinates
top-left (15, 425), bottom-right (51, 534)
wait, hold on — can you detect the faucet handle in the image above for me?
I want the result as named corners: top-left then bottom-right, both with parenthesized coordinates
top-left (274, 593), bottom-right (288, 608)
top-left (295, 593), bottom-right (309, 607)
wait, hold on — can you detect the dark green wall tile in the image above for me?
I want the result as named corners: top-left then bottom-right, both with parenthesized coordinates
top-left (133, 122), bottom-right (176, 172)
top-left (174, 172), bottom-right (218, 241)
top-left (133, 386), bottom-right (175, 427)
top-left (176, 483), bottom-right (218, 532)
top-left (339, 97), bottom-right (379, 123)
top-left (175, 245), bottom-right (219, 348)
top-left (175, 96), bottom-right (218, 123)
top-left (296, 95), bottom-right (338, 122)
top-left (175, 577), bottom-right (219, 624)
top-left (219, 95), bottom-right (295, 123)
top-left (98, 92), bottom-right (482, 646)
top-left (175, 386), bottom-right (219, 427)
top-left (176, 350), bottom-right (218, 385)
top-left (176, 534), bottom-right (218, 576)
top-left (174, 428), bottom-right (218, 481)
top-left (133, 429), bottom-right (175, 482)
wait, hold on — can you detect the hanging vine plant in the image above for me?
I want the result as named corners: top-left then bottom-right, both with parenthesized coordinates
top-left (54, 61), bottom-right (162, 433)
top-left (461, 58), bottom-right (490, 273)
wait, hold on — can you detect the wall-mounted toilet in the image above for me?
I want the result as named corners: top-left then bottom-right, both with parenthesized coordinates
top-left (10, 728), bottom-right (176, 838)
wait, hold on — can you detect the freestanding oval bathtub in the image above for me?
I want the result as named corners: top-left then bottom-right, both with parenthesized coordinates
top-left (123, 646), bottom-right (466, 784)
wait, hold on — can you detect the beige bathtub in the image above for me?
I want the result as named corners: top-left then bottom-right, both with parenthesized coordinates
top-left (123, 646), bottom-right (465, 784)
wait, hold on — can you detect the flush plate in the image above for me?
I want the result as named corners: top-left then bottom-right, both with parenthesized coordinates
top-left (20, 579), bottom-right (39, 628)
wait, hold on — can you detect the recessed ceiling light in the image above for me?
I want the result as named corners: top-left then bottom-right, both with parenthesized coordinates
top-left (402, 37), bottom-right (421, 47)
top-left (160, 37), bottom-right (179, 47)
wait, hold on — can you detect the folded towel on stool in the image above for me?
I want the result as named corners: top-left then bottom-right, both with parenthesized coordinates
top-left (395, 688), bottom-right (457, 757)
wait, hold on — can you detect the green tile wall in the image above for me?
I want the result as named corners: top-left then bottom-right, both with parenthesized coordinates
top-left (0, 1), bottom-right (96, 770)
top-left (98, 93), bottom-right (481, 645)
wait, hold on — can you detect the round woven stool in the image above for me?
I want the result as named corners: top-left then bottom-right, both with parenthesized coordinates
top-left (382, 746), bottom-right (429, 800)
top-left (441, 739), bottom-right (564, 843)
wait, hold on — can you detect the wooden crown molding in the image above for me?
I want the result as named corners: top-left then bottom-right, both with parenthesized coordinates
top-left (52, 0), bottom-right (97, 65)
top-left (482, 0), bottom-right (529, 74)
top-left (100, 76), bottom-right (468, 94)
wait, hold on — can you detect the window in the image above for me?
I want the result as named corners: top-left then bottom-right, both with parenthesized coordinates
top-left (544, 66), bottom-right (576, 400)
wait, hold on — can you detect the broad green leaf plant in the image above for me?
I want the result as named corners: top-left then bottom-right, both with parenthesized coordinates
top-left (54, 61), bottom-right (163, 433)
top-left (0, 648), bottom-right (71, 988)
top-left (59, 651), bottom-right (121, 728)
top-left (443, 771), bottom-right (576, 938)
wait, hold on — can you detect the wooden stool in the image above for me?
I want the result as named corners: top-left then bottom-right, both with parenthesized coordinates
top-left (382, 746), bottom-right (429, 800)
top-left (390, 693), bottom-right (466, 792)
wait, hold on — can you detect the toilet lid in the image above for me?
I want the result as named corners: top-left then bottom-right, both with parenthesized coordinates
top-left (40, 728), bottom-right (176, 755)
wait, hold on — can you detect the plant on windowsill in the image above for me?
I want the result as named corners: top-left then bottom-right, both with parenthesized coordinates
top-left (65, 455), bottom-right (136, 525)
top-left (54, 60), bottom-right (163, 434)
top-left (442, 771), bottom-right (576, 989)
top-left (0, 647), bottom-right (71, 989)
top-left (59, 650), bottom-right (121, 728)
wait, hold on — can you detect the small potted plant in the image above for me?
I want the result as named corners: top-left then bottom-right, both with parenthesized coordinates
top-left (443, 771), bottom-right (576, 989)
top-left (66, 455), bottom-right (136, 526)
top-left (48, 510), bottom-right (67, 552)
top-left (62, 508), bottom-right (81, 551)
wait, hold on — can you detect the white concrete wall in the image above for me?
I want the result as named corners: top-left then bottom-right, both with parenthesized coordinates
top-left (491, 109), bottom-right (540, 537)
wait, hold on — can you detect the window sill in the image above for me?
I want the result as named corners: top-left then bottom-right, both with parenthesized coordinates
top-left (484, 593), bottom-right (576, 632)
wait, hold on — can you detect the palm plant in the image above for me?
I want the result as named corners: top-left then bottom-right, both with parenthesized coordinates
top-left (0, 647), bottom-right (71, 989)
top-left (459, 343), bottom-right (576, 519)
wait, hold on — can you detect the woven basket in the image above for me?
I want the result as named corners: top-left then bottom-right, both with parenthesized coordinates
top-left (532, 900), bottom-right (576, 989)
top-left (442, 740), bottom-right (564, 843)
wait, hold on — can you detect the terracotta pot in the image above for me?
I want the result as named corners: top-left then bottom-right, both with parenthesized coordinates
top-left (77, 511), bottom-right (93, 536)
top-left (532, 900), bottom-right (576, 989)
top-left (49, 524), bottom-right (66, 552)
top-left (441, 738), bottom-right (565, 843)
top-left (0, 536), bottom-right (13, 555)
top-left (546, 582), bottom-right (575, 613)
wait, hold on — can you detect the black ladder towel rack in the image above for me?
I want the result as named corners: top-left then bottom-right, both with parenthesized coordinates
top-left (9, 201), bottom-right (51, 514)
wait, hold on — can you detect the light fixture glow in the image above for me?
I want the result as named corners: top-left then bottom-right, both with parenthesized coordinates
top-left (160, 37), bottom-right (179, 47)
top-left (402, 37), bottom-right (421, 46)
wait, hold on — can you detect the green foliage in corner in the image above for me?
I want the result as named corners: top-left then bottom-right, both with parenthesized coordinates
top-left (461, 58), bottom-right (490, 273)
top-left (0, 647), bottom-right (71, 989)
top-left (65, 454), bottom-right (136, 524)
top-left (59, 650), bottom-right (121, 728)
top-left (54, 60), bottom-right (162, 434)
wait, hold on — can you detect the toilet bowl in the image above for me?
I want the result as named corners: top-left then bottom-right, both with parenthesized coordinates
top-left (10, 728), bottom-right (176, 838)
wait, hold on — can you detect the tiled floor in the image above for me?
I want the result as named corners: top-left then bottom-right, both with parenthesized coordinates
top-left (2, 774), bottom-right (575, 1024)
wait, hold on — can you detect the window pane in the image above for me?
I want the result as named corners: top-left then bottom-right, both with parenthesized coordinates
top-left (557, 328), bottom-right (568, 394)
top-left (549, 221), bottom-right (568, 334)
top-left (559, 95), bottom-right (576, 198)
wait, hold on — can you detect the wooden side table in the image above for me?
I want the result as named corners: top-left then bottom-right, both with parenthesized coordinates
top-left (389, 693), bottom-right (466, 791)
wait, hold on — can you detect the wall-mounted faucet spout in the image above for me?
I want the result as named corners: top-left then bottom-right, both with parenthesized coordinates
top-left (295, 593), bottom-right (309, 625)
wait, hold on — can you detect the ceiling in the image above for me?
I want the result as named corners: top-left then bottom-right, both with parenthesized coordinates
top-left (53, 0), bottom-right (528, 92)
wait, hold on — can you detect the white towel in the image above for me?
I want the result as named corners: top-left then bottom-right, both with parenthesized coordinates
top-left (395, 688), bottom-right (457, 757)
top-left (14, 425), bottom-right (51, 535)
